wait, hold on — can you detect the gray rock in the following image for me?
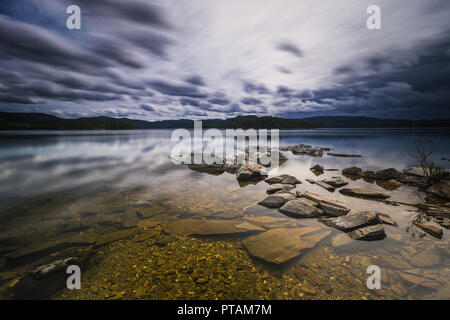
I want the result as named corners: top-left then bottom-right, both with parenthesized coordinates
top-left (342, 167), bottom-right (362, 175)
top-left (315, 180), bottom-right (335, 192)
top-left (377, 213), bottom-right (398, 227)
top-left (266, 183), bottom-right (295, 194)
top-left (348, 224), bottom-right (386, 241)
top-left (265, 174), bottom-right (301, 185)
top-left (310, 164), bottom-right (324, 173)
top-left (362, 171), bottom-right (376, 179)
top-left (319, 202), bottom-right (350, 217)
top-left (258, 193), bottom-right (296, 208)
top-left (320, 211), bottom-right (380, 232)
top-left (279, 199), bottom-right (324, 218)
top-left (236, 163), bottom-right (267, 181)
top-left (339, 187), bottom-right (390, 199)
top-left (306, 179), bottom-right (315, 184)
top-left (322, 176), bottom-right (348, 187)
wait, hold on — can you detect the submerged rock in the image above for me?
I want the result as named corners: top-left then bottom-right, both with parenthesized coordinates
top-left (265, 174), bottom-right (301, 185)
top-left (279, 199), bottom-right (324, 218)
top-left (348, 224), bottom-right (386, 241)
top-left (266, 183), bottom-right (295, 194)
top-left (242, 227), bottom-right (331, 264)
top-left (163, 218), bottom-right (257, 236)
top-left (339, 187), bottom-right (390, 199)
top-left (243, 216), bottom-right (298, 229)
top-left (258, 193), bottom-right (296, 208)
top-left (413, 222), bottom-right (443, 239)
top-left (31, 257), bottom-right (78, 280)
top-left (377, 213), bottom-right (398, 227)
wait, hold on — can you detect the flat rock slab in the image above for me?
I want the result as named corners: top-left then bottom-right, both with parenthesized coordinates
top-left (266, 183), bottom-right (295, 194)
top-left (413, 222), bottom-right (443, 239)
top-left (342, 167), bottom-right (363, 175)
top-left (243, 216), bottom-right (298, 229)
top-left (242, 227), bottom-right (331, 264)
top-left (306, 179), bottom-right (315, 184)
top-left (163, 218), bottom-right (257, 236)
top-left (96, 228), bottom-right (141, 246)
top-left (235, 222), bottom-right (265, 232)
top-left (377, 213), bottom-right (398, 227)
top-left (322, 176), bottom-right (348, 187)
top-left (320, 211), bottom-right (380, 232)
top-left (315, 181), bottom-right (335, 192)
top-left (279, 199), bottom-right (324, 218)
top-left (331, 233), bottom-right (353, 248)
top-left (339, 187), bottom-right (390, 199)
top-left (265, 174), bottom-right (301, 185)
top-left (348, 224), bottom-right (386, 241)
top-left (236, 163), bottom-right (267, 181)
top-left (258, 193), bottom-right (296, 208)
top-left (319, 202), bottom-right (350, 217)
top-left (400, 248), bottom-right (441, 267)
top-left (327, 152), bottom-right (361, 157)
top-left (300, 191), bottom-right (349, 216)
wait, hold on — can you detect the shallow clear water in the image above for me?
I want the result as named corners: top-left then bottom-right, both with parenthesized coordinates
top-left (0, 129), bottom-right (449, 299)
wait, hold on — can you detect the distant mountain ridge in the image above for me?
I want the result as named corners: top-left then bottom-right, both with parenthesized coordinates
top-left (0, 112), bottom-right (449, 130)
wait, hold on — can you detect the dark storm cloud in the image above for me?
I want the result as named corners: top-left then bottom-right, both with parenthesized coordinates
top-left (64, 0), bottom-right (171, 28)
top-left (208, 98), bottom-right (230, 105)
top-left (242, 81), bottom-right (271, 95)
top-left (140, 104), bottom-right (155, 112)
top-left (276, 66), bottom-right (293, 74)
top-left (147, 80), bottom-right (207, 98)
top-left (0, 15), bottom-right (107, 70)
top-left (184, 75), bottom-right (206, 86)
top-left (300, 32), bottom-right (450, 119)
top-left (276, 86), bottom-right (314, 99)
top-left (276, 41), bottom-right (303, 58)
top-left (241, 97), bottom-right (262, 105)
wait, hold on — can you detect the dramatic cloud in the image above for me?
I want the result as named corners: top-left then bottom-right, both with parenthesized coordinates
top-left (0, 0), bottom-right (449, 120)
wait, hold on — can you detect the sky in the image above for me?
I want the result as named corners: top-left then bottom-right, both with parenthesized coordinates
top-left (0, 0), bottom-right (449, 121)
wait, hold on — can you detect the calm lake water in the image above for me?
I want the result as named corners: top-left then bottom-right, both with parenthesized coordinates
top-left (0, 129), bottom-right (449, 299)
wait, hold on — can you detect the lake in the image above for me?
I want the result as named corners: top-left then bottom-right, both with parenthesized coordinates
top-left (0, 128), bottom-right (449, 299)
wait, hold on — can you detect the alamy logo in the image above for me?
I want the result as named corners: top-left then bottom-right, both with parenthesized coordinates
top-left (66, 265), bottom-right (81, 290)
top-left (66, 5), bottom-right (81, 30)
top-left (366, 5), bottom-right (381, 30)
top-left (366, 265), bottom-right (381, 289)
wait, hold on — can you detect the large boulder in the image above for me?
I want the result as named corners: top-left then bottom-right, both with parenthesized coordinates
top-left (279, 199), bottom-right (324, 218)
top-left (426, 180), bottom-right (450, 200)
top-left (236, 163), bottom-right (267, 181)
top-left (258, 193), bottom-right (296, 208)
top-left (242, 227), bottom-right (331, 264)
top-left (339, 187), bottom-right (390, 199)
